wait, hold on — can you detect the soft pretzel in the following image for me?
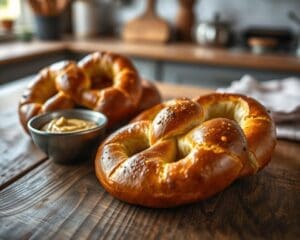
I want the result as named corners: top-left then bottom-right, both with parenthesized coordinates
top-left (19, 61), bottom-right (76, 132)
top-left (56, 52), bottom-right (143, 127)
top-left (95, 93), bottom-right (276, 207)
top-left (19, 52), bottom-right (161, 132)
top-left (135, 80), bottom-right (162, 114)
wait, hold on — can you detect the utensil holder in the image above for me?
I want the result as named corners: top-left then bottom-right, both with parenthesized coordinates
top-left (35, 15), bottom-right (62, 40)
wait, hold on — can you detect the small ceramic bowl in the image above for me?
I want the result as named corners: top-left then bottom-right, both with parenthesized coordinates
top-left (28, 109), bottom-right (107, 164)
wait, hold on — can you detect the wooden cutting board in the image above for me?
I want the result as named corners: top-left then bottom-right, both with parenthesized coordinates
top-left (122, 0), bottom-right (170, 43)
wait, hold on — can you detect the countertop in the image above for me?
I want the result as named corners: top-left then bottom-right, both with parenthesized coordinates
top-left (1, 39), bottom-right (300, 73)
top-left (0, 77), bottom-right (299, 239)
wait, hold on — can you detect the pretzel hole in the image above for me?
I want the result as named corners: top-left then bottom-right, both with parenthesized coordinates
top-left (125, 141), bottom-right (149, 158)
top-left (90, 73), bottom-right (113, 89)
top-left (176, 135), bottom-right (193, 160)
top-left (122, 134), bottom-right (150, 158)
top-left (126, 138), bottom-right (179, 164)
top-left (203, 100), bottom-right (248, 124)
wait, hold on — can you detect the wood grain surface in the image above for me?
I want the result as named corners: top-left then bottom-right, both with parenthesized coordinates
top-left (1, 39), bottom-right (300, 73)
top-left (0, 141), bottom-right (299, 240)
top-left (0, 78), bottom-right (46, 190)
top-left (0, 78), bottom-right (299, 240)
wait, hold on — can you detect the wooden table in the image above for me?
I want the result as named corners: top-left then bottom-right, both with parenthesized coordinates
top-left (0, 78), bottom-right (299, 240)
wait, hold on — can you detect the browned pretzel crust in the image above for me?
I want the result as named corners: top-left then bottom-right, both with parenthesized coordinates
top-left (95, 93), bottom-right (276, 207)
top-left (19, 52), bottom-right (161, 132)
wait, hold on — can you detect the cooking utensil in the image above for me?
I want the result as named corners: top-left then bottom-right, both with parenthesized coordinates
top-left (122, 0), bottom-right (170, 43)
top-left (288, 11), bottom-right (300, 26)
top-left (34, 15), bottom-right (62, 40)
top-left (194, 13), bottom-right (231, 47)
top-left (248, 37), bottom-right (279, 54)
top-left (243, 27), bottom-right (294, 52)
top-left (175, 0), bottom-right (195, 41)
top-left (72, 0), bottom-right (99, 38)
top-left (28, 0), bottom-right (70, 16)
top-left (288, 11), bottom-right (300, 56)
top-left (28, 0), bottom-right (70, 40)
top-left (28, 109), bottom-right (107, 164)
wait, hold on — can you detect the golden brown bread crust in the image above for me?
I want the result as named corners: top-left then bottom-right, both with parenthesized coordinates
top-left (19, 61), bottom-right (76, 132)
top-left (194, 93), bottom-right (276, 176)
top-left (95, 93), bottom-right (276, 207)
top-left (135, 80), bottom-right (162, 114)
top-left (18, 52), bottom-right (161, 132)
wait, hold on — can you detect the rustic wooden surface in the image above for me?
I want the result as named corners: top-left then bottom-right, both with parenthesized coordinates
top-left (0, 78), bottom-right (46, 190)
top-left (0, 78), bottom-right (299, 240)
top-left (1, 39), bottom-right (300, 73)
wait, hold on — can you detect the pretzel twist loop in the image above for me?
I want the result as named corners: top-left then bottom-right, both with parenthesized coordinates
top-left (19, 52), bottom-right (161, 131)
top-left (95, 94), bottom-right (276, 207)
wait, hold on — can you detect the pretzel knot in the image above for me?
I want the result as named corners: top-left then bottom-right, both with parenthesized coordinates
top-left (95, 94), bottom-right (276, 207)
top-left (55, 52), bottom-right (142, 127)
top-left (19, 52), bottom-right (161, 132)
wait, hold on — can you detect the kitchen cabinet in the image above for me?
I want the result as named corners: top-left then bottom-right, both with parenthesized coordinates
top-left (132, 58), bottom-right (159, 82)
top-left (159, 62), bottom-right (300, 88)
top-left (0, 52), bottom-right (67, 84)
top-left (130, 58), bottom-right (300, 88)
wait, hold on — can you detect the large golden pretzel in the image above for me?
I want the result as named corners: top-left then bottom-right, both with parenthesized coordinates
top-left (95, 94), bottom-right (276, 207)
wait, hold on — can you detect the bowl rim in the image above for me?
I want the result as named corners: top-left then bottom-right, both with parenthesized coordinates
top-left (28, 109), bottom-right (107, 136)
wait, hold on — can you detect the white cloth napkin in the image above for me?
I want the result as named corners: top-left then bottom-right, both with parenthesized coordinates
top-left (218, 75), bottom-right (300, 141)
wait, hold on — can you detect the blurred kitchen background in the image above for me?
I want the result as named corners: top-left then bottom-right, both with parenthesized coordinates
top-left (1, 0), bottom-right (300, 87)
